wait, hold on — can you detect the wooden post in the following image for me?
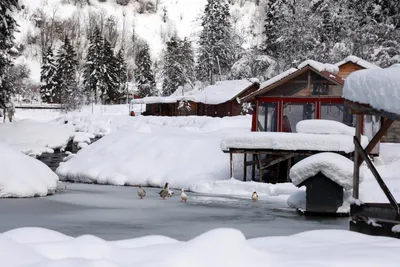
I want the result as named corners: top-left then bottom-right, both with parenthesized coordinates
top-left (258, 155), bottom-right (263, 182)
top-left (243, 153), bottom-right (247, 181)
top-left (229, 151), bottom-right (233, 178)
top-left (286, 158), bottom-right (292, 182)
top-left (353, 114), bottom-right (362, 199)
top-left (252, 154), bottom-right (256, 181)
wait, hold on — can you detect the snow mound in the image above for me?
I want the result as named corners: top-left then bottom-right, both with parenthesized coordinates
top-left (0, 120), bottom-right (74, 157)
top-left (298, 60), bottom-right (339, 74)
top-left (1, 227), bottom-right (400, 267)
top-left (289, 152), bottom-right (359, 190)
top-left (56, 116), bottom-right (251, 189)
top-left (343, 66), bottom-right (400, 116)
top-left (0, 142), bottom-right (58, 198)
top-left (221, 132), bottom-right (369, 153)
top-left (296, 120), bottom-right (355, 136)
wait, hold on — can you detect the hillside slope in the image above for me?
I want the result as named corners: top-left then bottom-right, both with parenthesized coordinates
top-left (14, 0), bottom-right (262, 83)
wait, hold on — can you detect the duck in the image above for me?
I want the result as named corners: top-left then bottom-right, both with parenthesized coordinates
top-left (181, 188), bottom-right (188, 202)
top-left (159, 182), bottom-right (169, 200)
top-left (168, 189), bottom-right (174, 197)
top-left (252, 191), bottom-right (258, 202)
top-left (137, 184), bottom-right (146, 199)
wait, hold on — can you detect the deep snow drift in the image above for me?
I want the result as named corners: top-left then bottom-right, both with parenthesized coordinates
top-left (0, 142), bottom-right (58, 197)
top-left (1, 227), bottom-right (399, 267)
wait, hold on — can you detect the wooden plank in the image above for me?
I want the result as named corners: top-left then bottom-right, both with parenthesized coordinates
top-left (345, 100), bottom-right (400, 121)
top-left (353, 114), bottom-right (362, 199)
top-left (354, 136), bottom-right (400, 215)
top-left (358, 119), bottom-right (394, 166)
top-left (260, 154), bottom-right (295, 170)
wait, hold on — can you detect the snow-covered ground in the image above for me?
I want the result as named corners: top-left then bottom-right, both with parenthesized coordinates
top-left (1, 227), bottom-right (399, 267)
top-left (56, 115), bottom-right (252, 188)
top-left (0, 142), bottom-right (58, 197)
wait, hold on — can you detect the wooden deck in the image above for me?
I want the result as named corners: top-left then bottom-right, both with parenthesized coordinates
top-left (225, 148), bottom-right (352, 183)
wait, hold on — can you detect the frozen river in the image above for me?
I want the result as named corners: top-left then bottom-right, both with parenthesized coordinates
top-left (0, 183), bottom-right (348, 241)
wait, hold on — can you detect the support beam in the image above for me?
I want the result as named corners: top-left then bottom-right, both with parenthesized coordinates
top-left (252, 154), bottom-right (256, 181)
top-left (229, 152), bottom-right (233, 178)
top-left (243, 153), bottom-right (247, 181)
top-left (357, 119), bottom-right (394, 166)
top-left (353, 114), bottom-right (362, 199)
top-left (354, 137), bottom-right (400, 216)
top-left (260, 154), bottom-right (295, 170)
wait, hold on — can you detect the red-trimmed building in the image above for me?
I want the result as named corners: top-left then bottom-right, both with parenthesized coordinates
top-left (241, 58), bottom-right (390, 145)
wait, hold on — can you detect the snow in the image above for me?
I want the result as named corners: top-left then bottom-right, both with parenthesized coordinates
top-left (343, 66), bottom-right (400, 115)
top-left (336, 55), bottom-right (381, 70)
top-left (194, 80), bottom-right (254, 105)
top-left (0, 121), bottom-right (74, 157)
top-left (296, 120), bottom-right (355, 136)
top-left (132, 80), bottom-right (254, 105)
top-left (259, 68), bottom-right (297, 89)
top-left (221, 132), bottom-right (369, 153)
top-left (189, 178), bottom-right (298, 200)
top-left (392, 225), bottom-right (400, 233)
top-left (289, 152), bottom-right (358, 190)
top-left (56, 116), bottom-right (252, 189)
top-left (0, 142), bottom-right (58, 198)
top-left (1, 227), bottom-right (400, 267)
top-left (298, 60), bottom-right (340, 74)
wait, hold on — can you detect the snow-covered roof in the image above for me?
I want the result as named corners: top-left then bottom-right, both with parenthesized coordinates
top-left (336, 55), bottom-right (381, 70)
top-left (131, 80), bottom-right (255, 105)
top-left (259, 68), bottom-right (297, 89)
top-left (343, 66), bottom-right (400, 116)
top-left (220, 132), bottom-right (369, 153)
top-left (298, 60), bottom-right (339, 74)
top-left (194, 80), bottom-right (253, 105)
top-left (290, 152), bottom-right (359, 190)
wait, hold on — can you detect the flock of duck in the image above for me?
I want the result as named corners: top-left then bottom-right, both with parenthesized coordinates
top-left (137, 182), bottom-right (259, 202)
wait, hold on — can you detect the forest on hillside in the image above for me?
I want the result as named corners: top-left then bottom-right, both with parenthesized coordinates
top-left (1, 0), bottom-right (399, 109)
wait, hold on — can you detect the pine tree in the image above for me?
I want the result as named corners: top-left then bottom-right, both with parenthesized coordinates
top-left (197, 0), bottom-right (235, 83)
top-left (263, 0), bottom-right (285, 58)
top-left (162, 36), bottom-right (182, 96)
top-left (103, 39), bottom-right (120, 103)
top-left (135, 43), bottom-right (156, 97)
top-left (162, 37), bottom-right (195, 96)
top-left (40, 47), bottom-right (57, 103)
top-left (0, 0), bottom-right (19, 109)
top-left (54, 36), bottom-right (80, 110)
top-left (83, 26), bottom-right (106, 103)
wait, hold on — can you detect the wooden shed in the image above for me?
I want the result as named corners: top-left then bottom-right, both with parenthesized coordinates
top-left (131, 80), bottom-right (260, 117)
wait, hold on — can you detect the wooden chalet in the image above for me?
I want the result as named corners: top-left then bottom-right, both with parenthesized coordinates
top-left (224, 58), bottom-right (387, 183)
top-left (131, 80), bottom-right (260, 117)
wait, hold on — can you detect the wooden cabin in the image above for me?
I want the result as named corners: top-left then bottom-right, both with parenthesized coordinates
top-left (242, 61), bottom-right (354, 133)
top-left (131, 80), bottom-right (260, 117)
